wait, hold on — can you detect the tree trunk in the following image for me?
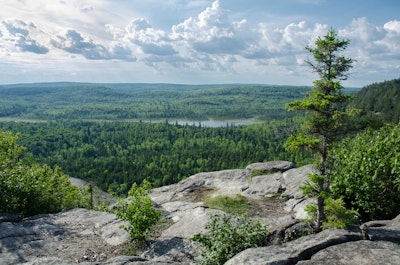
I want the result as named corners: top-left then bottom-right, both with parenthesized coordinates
top-left (315, 196), bottom-right (325, 232)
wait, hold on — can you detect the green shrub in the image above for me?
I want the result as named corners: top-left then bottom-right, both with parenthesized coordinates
top-left (115, 180), bottom-right (162, 240)
top-left (192, 213), bottom-right (268, 265)
top-left (204, 194), bottom-right (251, 215)
top-left (0, 130), bottom-right (82, 216)
top-left (304, 198), bottom-right (359, 229)
top-left (330, 124), bottom-right (400, 220)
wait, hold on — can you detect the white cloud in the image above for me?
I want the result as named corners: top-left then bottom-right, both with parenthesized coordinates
top-left (172, 1), bottom-right (249, 55)
top-left (340, 18), bottom-right (385, 43)
top-left (0, 0), bottom-right (398, 85)
top-left (337, 18), bottom-right (400, 83)
top-left (384, 20), bottom-right (400, 33)
top-left (50, 29), bottom-right (136, 61)
top-left (0, 18), bottom-right (49, 54)
top-left (124, 18), bottom-right (177, 56)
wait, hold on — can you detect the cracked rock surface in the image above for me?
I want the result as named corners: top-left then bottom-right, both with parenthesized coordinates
top-left (2, 161), bottom-right (400, 264)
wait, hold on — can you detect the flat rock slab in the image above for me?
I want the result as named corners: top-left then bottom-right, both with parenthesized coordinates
top-left (21, 256), bottom-right (183, 265)
top-left (246, 161), bottom-right (295, 173)
top-left (297, 240), bottom-right (400, 265)
top-left (0, 208), bottom-right (130, 264)
top-left (225, 229), bottom-right (362, 265)
top-left (151, 163), bottom-right (315, 240)
top-left (160, 201), bottom-right (222, 238)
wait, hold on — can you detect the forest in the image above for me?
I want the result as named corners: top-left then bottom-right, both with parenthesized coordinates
top-left (0, 83), bottom-right (318, 195)
top-left (0, 78), bottom-right (397, 198)
top-left (0, 83), bottom-right (311, 121)
top-left (350, 77), bottom-right (400, 124)
top-left (0, 120), bottom-right (311, 195)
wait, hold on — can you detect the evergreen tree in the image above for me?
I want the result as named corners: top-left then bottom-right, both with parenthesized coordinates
top-left (285, 29), bottom-right (354, 231)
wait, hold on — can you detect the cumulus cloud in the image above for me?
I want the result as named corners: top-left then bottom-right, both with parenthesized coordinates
top-left (172, 1), bottom-right (249, 55)
top-left (105, 0), bottom-right (399, 79)
top-left (51, 29), bottom-right (136, 61)
top-left (0, 18), bottom-right (49, 54)
top-left (0, 0), bottom-right (398, 85)
top-left (51, 29), bottom-right (110, 59)
top-left (384, 20), bottom-right (400, 33)
top-left (253, 21), bottom-right (327, 58)
top-left (124, 18), bottom-right (177, 56)
top-left (340, 18), bottom-right (400, 58)
top-left (340, 18), bottom-right (385, 43)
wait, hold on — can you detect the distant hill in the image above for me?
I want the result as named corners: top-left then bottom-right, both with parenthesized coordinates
top-left (0, 82), bottom-right (309, 121)
top-left (350, 78), bottom-right (400, 124)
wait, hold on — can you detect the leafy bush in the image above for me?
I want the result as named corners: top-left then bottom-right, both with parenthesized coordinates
top-left (331, 124), bottom-right (400, 220)
top-left (204, 194), bottom-right (251, 215)
top-left (192, 213), bottom-right (268, 265)
top-left (115, 180), bottom-right (162, 240)
top-left (0, 130), bottom-right (82, 216)
top-left (304, 198), bottom-right (359, 229)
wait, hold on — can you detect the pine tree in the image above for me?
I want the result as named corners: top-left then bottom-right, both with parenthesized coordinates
top-left (285, 28), bottom-right (354, 231)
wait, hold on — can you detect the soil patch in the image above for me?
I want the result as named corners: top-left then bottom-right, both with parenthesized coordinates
top-left (183, 186), bottom-right (216, 203)
top-left (248, 195), bottom-right (289, 219)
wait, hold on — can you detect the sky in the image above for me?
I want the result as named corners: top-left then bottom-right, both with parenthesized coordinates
top-left (0, 0), bottom-right (399, 87)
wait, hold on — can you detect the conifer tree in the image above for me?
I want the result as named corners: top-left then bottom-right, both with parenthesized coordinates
top-left (285, 29), bottom-right (354, 231)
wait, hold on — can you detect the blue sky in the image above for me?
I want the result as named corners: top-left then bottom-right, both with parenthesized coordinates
top-left (0, 0), bottom-right (399, 87)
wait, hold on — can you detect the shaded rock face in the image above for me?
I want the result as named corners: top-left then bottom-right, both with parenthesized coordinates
top-left (70, 177), bottom-right (117, 207)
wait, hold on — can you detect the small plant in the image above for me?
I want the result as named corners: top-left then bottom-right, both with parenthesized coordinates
top-left (115, 180), bottom-right (162, 240)
top-left (304, 197), bottom-right (359, 229)
top-left (204, 194), bottom-right (251, 215)
top-left (192, 213), bottom-right (268, 265)
top-left (250, 169), bottom-right (265, 177)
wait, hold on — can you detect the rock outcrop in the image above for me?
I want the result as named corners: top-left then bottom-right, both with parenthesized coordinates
top-left (226, 214), bottom-right (400, 265)
top-left (0, 209), bottom-right (131, 264)
top-left (150, 162), bottom-right (315, 236)
top-left (2, 161), bottom-right (400, 265)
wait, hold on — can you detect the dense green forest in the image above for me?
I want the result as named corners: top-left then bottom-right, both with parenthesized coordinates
top-left (0, 83), bottom-right (317, 195)
top-left (3, 79), bottom-right (399, 198)
top-left (351, 78), bottom-right (400, 124)
top-left (0, 83), bottom-right (310, 121)
top-left (0, 120), bottom-right (311, 195)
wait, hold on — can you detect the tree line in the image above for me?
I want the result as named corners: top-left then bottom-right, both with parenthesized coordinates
top-left (0, 83), bottom-right (309, 121)
top-left (0, 120), bottom-right (311, 196)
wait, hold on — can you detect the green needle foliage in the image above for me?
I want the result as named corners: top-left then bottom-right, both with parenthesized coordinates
top-left (115, 180), bottom-right (162, 240)
top-left (304, 197), bottom-right (359, 229)
top-left (192, 213), bottom-right (268, 265)
top-left (285, 28), bottom-right (355, 231)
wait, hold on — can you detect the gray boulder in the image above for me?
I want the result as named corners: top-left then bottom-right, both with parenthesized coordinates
top-left (364, 214), bottom-right (400, 242)
top-left (297, 240), bottom-right (400, 265)
top-left (225, 213), bottom-right (400, 265)
top-left (246, 161), bottom-right (295, 173)
top-left (151, 162), bottom-right (313, 240)
top-left (244, 172), bottom-right (283, 196)
top-left (159, 201), bottom-right (222, 238)
top-left (225, 229), bottom-right (361, 265)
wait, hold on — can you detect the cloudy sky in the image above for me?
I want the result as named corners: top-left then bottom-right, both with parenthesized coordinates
top-left (0, 0), bottom-right (399, 87)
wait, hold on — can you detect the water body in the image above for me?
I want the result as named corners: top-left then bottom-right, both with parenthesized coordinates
top-left (169, 119), bottom-right (258, 127)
